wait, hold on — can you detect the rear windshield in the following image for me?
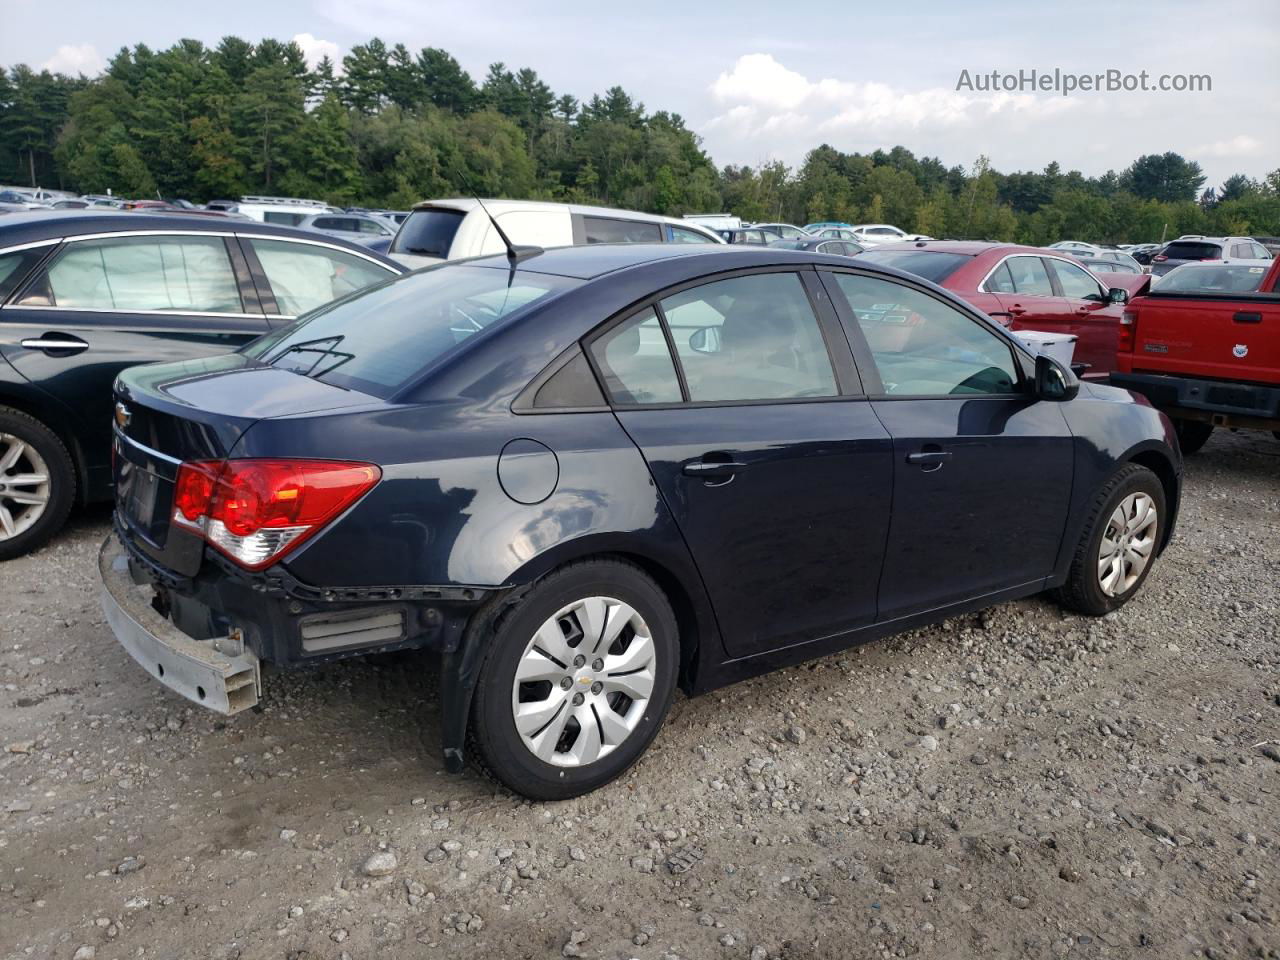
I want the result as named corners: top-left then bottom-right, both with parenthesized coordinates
top-left (243, 264), bottom-right (577, 398)
top-left (856, 249), bottom-right (970, 283)
top-left (1153, 264), bottom-right (1270, 294)
top-left (1161, 241), bottom-right (1222, 260)
top-left (390, 208), bottom-right (466, 258)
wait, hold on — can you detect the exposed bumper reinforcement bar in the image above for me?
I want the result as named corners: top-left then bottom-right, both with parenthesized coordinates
top-left (99, 537), bottom-right (261, 715)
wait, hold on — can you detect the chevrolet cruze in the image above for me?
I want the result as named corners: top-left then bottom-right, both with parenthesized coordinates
top-left (101, 243), bottom-right (1181, 799)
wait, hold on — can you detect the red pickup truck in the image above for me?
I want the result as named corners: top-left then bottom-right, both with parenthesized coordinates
top-left (1111, 259), bottom-right (1280, 452)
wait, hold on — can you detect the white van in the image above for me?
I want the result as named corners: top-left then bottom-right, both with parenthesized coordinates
top-left (682, 213), bottom-right (742, 232)
top-left (233, 196), bottom-right (340, 226)
top-left (388, 199), bottom-right (724, 268)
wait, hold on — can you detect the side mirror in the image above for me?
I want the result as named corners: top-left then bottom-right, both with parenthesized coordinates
top-left (1108, 286), bottom-right (1129, 304)
top-left (1034, 353), bottom-right (1079, 402)
top-left (689, 327), bottom-right (723, 354)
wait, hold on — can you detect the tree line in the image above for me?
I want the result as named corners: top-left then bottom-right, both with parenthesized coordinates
top-left (1, 36), bottom-right (1277, 244)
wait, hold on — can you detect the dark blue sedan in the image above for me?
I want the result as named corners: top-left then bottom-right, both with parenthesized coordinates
top-left (102, 244), bottom-right (1181, 799)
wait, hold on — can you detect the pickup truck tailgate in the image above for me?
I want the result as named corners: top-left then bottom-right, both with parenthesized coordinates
top-left (1132, 295), bottom-right (1280, 385)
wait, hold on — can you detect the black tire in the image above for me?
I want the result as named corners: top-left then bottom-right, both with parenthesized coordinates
top-left (1053, 463), bottom-right (1165, 617)
top-left (0, 407), bottom-right (76, 562)
top-left (1173, 419), bottom-right (1213, 455)
top-left (468, 559), bottom-right (679, 800)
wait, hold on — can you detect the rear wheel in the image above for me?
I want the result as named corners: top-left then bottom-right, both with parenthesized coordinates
top-left (1054, 463), bottom-right (1165, 616)
top-left (0, 408), bottom-right (75, 562)
top-left (1173, 419), bottom-right (1213, 455)
top-left (468, 559), bottom-right (678, 800)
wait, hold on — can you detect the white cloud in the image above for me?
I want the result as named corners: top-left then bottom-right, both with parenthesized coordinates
top-left (293, 32), bottom-right (342, 72)
top-left (42, 43), bottom-right (104, 76)
top-left (1193, 135), bottom-right (1262, 158)
top-left (710, 54), bottom-right (1078, 139)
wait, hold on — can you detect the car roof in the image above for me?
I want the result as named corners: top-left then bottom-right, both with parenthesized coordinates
top-left (861, 240), bottom-right (1052, 258)
top-left (464, 242), bottom-right (872, 281)
top-left (0, 211), bottom-right (403, 265)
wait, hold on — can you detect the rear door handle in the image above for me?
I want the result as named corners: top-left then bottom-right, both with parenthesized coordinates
top-left (1233, 311), bottom-right (1262, 324)
top-left (21, 333), bottom-right (89, 354)
top-left (906, 448), bottom-right (953, 472)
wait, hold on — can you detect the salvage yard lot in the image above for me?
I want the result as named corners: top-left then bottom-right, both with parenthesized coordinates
top-left (2, 430), bottom-right (1278, 960)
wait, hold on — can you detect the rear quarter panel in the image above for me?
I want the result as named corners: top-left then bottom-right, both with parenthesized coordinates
top-left (235, 405), bottom-right (705, 593)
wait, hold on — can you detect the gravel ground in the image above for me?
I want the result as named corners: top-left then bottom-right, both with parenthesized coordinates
top-left (2, 428), bottom-right (1278, 960)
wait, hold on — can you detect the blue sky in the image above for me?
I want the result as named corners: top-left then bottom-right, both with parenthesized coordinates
top-left (3, 0), bottom-right (1276, 189)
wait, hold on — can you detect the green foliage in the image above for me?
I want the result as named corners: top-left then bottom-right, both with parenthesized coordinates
top-left (2, 36), bottom-right (1276, 245)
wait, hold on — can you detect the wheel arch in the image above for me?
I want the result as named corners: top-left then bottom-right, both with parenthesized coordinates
top-left (503, 534), bottom-right (721, 691)
top-left (438, 535), bottom-right (725, 774)
top-left (1122, 444), bottom-right (1180, 553)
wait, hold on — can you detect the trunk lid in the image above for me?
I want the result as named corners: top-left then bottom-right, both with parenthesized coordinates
top-left (113, 353), bottom-right (384, 575)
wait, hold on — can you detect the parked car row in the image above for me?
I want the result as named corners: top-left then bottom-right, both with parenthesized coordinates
top-left (21, 188), bottom-right (1280, 803)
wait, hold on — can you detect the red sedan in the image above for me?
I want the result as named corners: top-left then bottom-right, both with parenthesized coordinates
top-left (858, 241), bottom-right (1137, 376)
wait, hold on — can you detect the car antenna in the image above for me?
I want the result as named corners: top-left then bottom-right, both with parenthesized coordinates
top-left (473, 196), bottom-right (542, 268)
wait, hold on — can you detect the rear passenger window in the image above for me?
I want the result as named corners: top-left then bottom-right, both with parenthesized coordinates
top-left (15, 236), bottom-right (243, 312)
top-left (1004, 256), bottom-right (1054, 296)
top-left (583, 217), bottom-right (662, 244)
top-left (984, 261), bottom-right (1016, 293)
top-left (588, 307), bottom-right (682, 405)
top-left (0, 247), bottom-right (50, 300)
top-left (530, 347), bottom-right (606, 409)
top-left (247, 238), bottom-right (393, 316)
top-left (661, 273), bottom-right (837, 402)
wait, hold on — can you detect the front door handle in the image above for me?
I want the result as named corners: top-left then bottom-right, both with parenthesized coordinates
top-left (20, 333), bottom-right (89, 355)
top-left (1007, 305), bottom-right (1027, 316)
top-left (906, 447), bottom-right (953, 472)
top-left (682, 457), bottom-right (747, 485)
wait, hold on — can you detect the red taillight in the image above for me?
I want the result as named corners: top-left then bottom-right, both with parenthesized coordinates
top-left (1118, 309), bottom-right (1138, 352)
top-left (172, 459), bottom-right (380, 569)
top-left (1152, 255), bottom-right (1167, 262)
top-left (174, 461), bottom-right (219, 525)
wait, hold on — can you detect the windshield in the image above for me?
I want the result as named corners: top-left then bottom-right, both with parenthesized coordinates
top-left (243, 264), bottom-right (577, 397)
top-left (1153, 264), bottom-right (1269, 294)
top-left (390, 208), bottom-right (466, 258)
top-left (857, 249), bottom-right (970, 283)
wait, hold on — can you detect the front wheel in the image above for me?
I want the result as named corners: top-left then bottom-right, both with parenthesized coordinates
top-left (468, 559), bottom-right (679, 800)
top-left (1054, 463), bottom-right (1165, 616)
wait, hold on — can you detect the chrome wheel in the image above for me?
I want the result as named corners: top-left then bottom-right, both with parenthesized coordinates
top-left (0, 433), bottom-right (51, 542)
top-left (1097, 492), bottom-right (1157, 597)
top-left (511, 596), bottom-right (656, 768)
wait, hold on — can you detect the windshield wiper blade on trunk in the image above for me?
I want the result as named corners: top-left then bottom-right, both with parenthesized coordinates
top-left (265, 335), bottom-right (355, 379)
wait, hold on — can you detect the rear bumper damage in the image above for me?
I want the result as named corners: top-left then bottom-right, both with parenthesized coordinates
top-left (100, 537), bottom-right (261, 714)
top-left (100, 529), bottom-right (499, 769)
